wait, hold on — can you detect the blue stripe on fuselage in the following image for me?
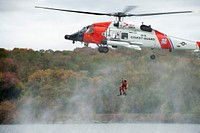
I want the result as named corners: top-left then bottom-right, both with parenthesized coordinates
top-left (165, 34), bottom-right (174, 49)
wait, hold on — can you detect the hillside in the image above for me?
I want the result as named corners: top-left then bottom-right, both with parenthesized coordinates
top-left (0, 47), bottom-right (200, 124)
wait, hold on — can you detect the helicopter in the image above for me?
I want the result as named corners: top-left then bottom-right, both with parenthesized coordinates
top-left (35, 6), bottom-right (200, 59)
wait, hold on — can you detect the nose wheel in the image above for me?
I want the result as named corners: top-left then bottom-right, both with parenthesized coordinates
top-left (84, 43), bottom-right (89, 47)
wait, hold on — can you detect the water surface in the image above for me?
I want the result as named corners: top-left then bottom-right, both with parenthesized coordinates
top-left (0, 123), bottom-right (200, 133)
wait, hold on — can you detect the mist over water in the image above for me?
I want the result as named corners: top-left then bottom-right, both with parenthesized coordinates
top-left (149, 59), bottom-right (189, 112)
top-left (16, 57), bottom-right (129, 123)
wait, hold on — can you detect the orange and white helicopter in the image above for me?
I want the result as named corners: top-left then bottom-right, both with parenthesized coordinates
top-left (35, 6), bottom-right (200, 59)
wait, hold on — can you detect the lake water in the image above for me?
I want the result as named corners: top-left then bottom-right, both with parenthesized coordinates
top-left (0, 123), bottom-right (200, 133)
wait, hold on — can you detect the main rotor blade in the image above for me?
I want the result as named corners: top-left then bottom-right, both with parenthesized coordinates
top-left (35, 6), bottom-right (199, 18)
top-left (123, 6), bottom-right (138, 14)
top-left (129, 10), bottom-right (197, 17)
top-left (35, 6), bottom-right (111, 16)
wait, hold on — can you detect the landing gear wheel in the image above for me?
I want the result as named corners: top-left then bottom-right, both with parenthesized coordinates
top-left (102, 47), bottom-right (109, 53)
top-left (84, 43), bottom-right (89, 47)
top-left (98, 47), bottom-right (103, 53)
top-left (98, 46), bottom-right (109, 53)
top-left (150, 55), bottom-right (156, 60)
top-left (150, 48), bottom-right (156, 60)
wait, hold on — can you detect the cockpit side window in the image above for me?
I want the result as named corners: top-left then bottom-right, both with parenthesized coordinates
top-left (86, 27), bottom-right (94, 34)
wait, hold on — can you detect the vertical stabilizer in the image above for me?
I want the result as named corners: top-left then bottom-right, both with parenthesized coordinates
top-left (197, 42), bottom-right (200, 49)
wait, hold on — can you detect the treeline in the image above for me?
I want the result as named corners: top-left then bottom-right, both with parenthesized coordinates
top-left (0, 47), bottom-right (200, 124)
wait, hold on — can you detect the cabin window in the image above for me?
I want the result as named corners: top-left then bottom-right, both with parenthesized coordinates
top-left (121, 32), bottom-right (128, 39)
top-left (86, 27), bottom-right (94, 34)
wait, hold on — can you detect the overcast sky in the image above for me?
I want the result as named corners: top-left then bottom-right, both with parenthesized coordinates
top-left (0, 0), bottom-right (200, 51)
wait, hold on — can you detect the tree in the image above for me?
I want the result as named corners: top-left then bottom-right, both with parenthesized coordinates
top-left (0, 58), bottom-right (20, 73)
top-left (0, 101), bottom-right (16, 124)
top-left (0, 72), bottom-right (23, 101)
top-left (0, 48), bottom-right (9, 58)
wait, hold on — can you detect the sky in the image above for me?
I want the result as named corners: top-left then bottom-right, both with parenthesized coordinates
top-left (0, 0), bottom-right (200, 51)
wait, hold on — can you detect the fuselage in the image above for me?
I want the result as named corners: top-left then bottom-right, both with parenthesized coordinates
top-left (65, 21), bottom-right (200, 57)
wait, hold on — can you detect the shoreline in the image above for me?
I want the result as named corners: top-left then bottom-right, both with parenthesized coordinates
top-left (12, 113), bottom-right (200, 124)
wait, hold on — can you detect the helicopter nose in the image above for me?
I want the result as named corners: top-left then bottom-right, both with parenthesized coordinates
top-left (64, 31), bottom-right (84, 42)
top-left (64, 35), bottom-right (71, 40)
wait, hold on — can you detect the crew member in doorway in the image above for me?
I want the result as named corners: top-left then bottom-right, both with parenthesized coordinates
top-left (118, 78), bottom-right (128, 96)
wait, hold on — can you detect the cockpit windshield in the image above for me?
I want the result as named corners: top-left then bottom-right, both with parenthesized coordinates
top-left (79, 26), bottom-right (87, 33)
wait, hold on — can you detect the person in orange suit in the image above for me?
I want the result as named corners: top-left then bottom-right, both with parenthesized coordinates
top-left (118, 78), bottom-right (128, 96)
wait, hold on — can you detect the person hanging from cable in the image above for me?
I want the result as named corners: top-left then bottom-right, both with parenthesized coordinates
top-left (118, 78), bottom-right (128, 96)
